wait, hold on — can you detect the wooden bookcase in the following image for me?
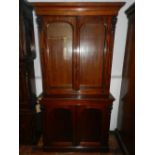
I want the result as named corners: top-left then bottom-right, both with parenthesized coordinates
top-left (32, 2), bottom-right (124, 151)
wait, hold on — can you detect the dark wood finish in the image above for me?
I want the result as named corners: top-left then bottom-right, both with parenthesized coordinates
top-left (41, 96), bottom-right (114, 151)
top-left (116, 3), bottom-right (135, 155)
top-left (32, 2), bottom-right (124, 151)
top-left (19, 0), bottom-right (36, 144)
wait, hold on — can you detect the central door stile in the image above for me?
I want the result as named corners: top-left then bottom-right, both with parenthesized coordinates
top-left (72, 16), bottom-right (80, 91)
top-left (72, 104), bottom-right (79, 146)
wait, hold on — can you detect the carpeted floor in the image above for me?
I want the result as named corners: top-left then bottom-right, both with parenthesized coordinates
top-left (19, 134), bottom-right (123, 155)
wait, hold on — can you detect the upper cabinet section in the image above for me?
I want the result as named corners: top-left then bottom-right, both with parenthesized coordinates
top-left (32, 2), bottom-right (125, 97)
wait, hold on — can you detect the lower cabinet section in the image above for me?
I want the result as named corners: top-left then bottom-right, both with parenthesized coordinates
top-left (41, 96), bottom-right (114, 151)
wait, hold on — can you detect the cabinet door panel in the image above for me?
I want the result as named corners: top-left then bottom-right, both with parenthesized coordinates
top-left (79, 17), bottom-right (106, 89)
top-left (41, 17), bottom-right (76, 95)
top-left (77, 103), bottom-right (105, 146)
top-left (44, 104), bottom-right (75, 146)
top-left (79, 108), bottom-right (102, 141)
top-left (47, 22), bottom-right (72, 87)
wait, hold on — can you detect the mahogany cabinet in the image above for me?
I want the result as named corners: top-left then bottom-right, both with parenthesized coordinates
top-left (19, 0), bottom-right (36, 144)
top-left (116, 3), bottom-right (135, 155)
top-left (32, 2), bottom-right (124, 151)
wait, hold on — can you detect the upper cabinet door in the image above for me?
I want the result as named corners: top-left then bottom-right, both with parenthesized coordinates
top-left (78, 16), bottom-right (107, 94)
top-left (40, 17), bottom-right (76, 95)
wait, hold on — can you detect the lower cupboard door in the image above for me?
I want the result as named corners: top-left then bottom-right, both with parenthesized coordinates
top-left (77, 104), bottom-right (106, 147)
top-left (43, 105), bottom-right (75, 147)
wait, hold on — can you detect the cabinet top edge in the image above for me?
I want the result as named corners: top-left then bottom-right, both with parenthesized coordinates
top-left (31, 2), bottom-right (125, 8)
top-left (31, 2), bottom-right (125, 16)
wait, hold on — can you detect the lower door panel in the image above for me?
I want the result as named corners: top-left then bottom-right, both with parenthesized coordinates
top-left (77, 103), bottom-right (105, 147)
top-left (43, 103), bottom-right (75, 147)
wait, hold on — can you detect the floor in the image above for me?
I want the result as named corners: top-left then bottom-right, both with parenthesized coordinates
top-left (19, 134), bottom-right (123, 155)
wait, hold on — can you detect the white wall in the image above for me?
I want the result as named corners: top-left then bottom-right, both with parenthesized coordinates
top-left (29, 0), bottom-right (135, 130)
